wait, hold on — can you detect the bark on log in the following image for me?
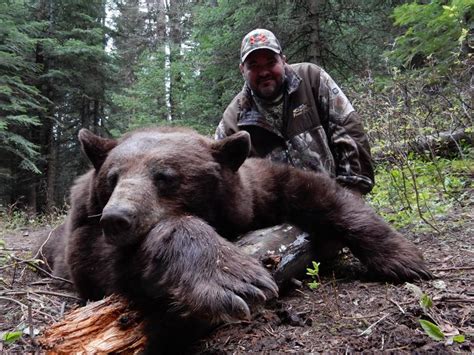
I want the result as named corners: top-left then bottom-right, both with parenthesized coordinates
top-left (37, 224), bottom-right (315, 353)
top-left (236, 224), bottom-right (314, 286)
top-left (38, 294), bottom-right (146, 354)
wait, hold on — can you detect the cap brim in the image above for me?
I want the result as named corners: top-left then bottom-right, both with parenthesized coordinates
top-left (241, 46), bottom-right (281, 63)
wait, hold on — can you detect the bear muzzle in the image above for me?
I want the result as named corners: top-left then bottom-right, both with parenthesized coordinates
top-left (100, 206), bottom-right (139, 246)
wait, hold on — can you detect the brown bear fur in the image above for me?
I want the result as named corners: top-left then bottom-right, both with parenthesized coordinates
top-left (42, 126), bottom-right (432, 351)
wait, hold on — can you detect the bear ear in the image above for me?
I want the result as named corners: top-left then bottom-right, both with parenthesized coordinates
top-left (211, 131), bottom-right (251, 172)
top-left (78, 129), bottom-right (118, 170)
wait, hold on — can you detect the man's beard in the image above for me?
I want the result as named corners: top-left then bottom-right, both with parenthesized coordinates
top-left (253, 77), bottom-right (284, 101)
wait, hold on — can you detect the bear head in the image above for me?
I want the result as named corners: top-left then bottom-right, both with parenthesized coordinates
top-left (78, 127), bottom-right (251, 247)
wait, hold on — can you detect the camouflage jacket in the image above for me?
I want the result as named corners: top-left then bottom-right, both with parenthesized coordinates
top-left (215, 63), bottom-right (374, 194)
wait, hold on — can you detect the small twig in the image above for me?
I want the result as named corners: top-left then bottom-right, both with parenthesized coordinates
top-left (31, 290), bottom-right (81, 301)
top-left (32, 228), bottom-right (55, 272)
top-left (0, 295), bottom-right (28, 309)
top-left (28, 302), bottom-right (36, 344)
top-left (331, 272), bottom-right (341, 318)
top-left (431, 266), bottom-right (474, 272)
top-left (388, 298), bottom-right (405, 314)
top-left (9, 254), bottom-right (72, 285)
top-left (263, 326), bottom-right (276, 337)
top-left (359, 313), bottom-right (390, 336)
top-left (342, 313), bottom-right (386, 320)
top-left (434, 295), bottom-right (474, 303)
top-left (29, 279), bottom-right (59, 286)
top-left (1, 289), bottom-right (81, 301)
top-left (11, 262), bottom-right (18, 287)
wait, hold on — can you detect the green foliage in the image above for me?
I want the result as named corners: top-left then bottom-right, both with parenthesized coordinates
top-left (353, 34), bottom-right (471, 232)
top-left (1, 0), bottom-right (471, 215)
top-left (368, 157), bottom-right (471, 230)
top-left (1, 331), bottom-right (22, 345)
top-left (452, 335), bottom-right (466, 343)
top-left (0, 0), bottom-right (48, 174)
top-left (306, 261), bottom-right (321, 290)
top-left (0, 206), bottom-right (66, 231)
top-left (419, 318), bottom-right (465, 343)
top-left (389, 0), bottom-right (472, 73)
top-left (420, 293), bottom-right (433, 311)
top-left (406, 283), bottom-right (466, 344)
top-left (419, 319), bottom-right (445, 341)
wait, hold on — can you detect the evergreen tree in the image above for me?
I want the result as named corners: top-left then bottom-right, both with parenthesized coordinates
top-left (0, 0), bottom-right (114, 212)
top-left (0, 0), bottom-right (47, 210)
top-left (39, 0), bottom-right (113, 209)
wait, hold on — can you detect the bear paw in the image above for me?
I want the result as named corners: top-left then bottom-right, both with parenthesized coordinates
top-left (141, 216), bottom-right (278, 325)
top-left (363, 233), bottom-right (433, 282)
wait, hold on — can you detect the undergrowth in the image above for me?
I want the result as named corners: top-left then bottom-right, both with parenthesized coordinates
top-left (368, 154), bottom-right (473, 231)
top-left (0, 207), bottom-right (66, 233)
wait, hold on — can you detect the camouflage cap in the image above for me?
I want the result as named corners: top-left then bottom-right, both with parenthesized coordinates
top-left (240, 29), bottom-right (282, 63)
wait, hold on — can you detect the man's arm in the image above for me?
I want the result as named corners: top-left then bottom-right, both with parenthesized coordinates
top-left (318, 69), bottom-right (374, 194)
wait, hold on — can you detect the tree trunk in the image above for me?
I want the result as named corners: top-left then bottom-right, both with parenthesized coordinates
top-left (46, 126), bottom-right (57, 211)
top-left (307, 0), bottom-right (325, 65)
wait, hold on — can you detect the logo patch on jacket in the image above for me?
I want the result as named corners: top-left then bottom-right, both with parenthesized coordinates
top-left (293, 104), bottom-right (309, 118)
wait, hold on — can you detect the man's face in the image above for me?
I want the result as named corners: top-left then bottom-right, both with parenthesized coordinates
top-left (240, 49), bottom-right (286, 100)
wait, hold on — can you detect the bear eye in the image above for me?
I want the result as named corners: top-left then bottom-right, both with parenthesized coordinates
top-left (107, 169), bottom-right (119, 188)
top-left (152, 167), bottom-right (180, 193)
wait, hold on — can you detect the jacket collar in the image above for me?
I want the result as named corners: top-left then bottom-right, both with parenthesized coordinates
top-left (284, 64), bottom-right (302, 95)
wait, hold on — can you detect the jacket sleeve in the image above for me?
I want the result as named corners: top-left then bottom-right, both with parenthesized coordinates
top-left (318, 69), bottom-right (374, 194)
top-left (214, 94), bottom-right (241, 140)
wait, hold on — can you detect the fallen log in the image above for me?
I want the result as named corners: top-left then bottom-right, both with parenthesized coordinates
top-left (37, 224), bottom-right (315, 353)
top-left (372, 128), bottom-right (473, 161)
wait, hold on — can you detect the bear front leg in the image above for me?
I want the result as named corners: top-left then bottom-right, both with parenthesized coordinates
top-left (138, 215), bottom-right (278, 324)
top-left (282, 169), bottom-right (433, 282)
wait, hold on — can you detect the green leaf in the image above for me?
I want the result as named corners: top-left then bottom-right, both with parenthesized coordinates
top-left (420, 293), bottom-right (433, 310)
top-left (419, 319), bottom-right (445, 341)
top-left (452, 334), bottom-right (465, 343)
top-left (306, 261), bottom-right (320, 277)
top-left (2, 331), bottom-right (22, 344)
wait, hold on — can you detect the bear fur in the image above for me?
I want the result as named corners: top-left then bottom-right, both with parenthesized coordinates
top-left (42, 126), bottom-right (432, 351)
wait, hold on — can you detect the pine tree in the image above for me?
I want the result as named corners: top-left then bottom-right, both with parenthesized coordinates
top-left (0, 0), bottom-right (48, 211)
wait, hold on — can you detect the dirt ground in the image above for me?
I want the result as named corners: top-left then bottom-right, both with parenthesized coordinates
top-left (1, 190), bottom-right (472, 353)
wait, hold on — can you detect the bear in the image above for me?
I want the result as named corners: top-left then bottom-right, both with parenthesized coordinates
top-left (42, 126), bottom-right (432, 352)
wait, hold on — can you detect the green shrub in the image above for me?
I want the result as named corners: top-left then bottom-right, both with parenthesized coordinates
top-left (368, 156), bottom-right (472, 230)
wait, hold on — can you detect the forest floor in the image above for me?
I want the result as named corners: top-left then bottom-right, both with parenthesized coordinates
top-left (0, 188), bottom-right (473, 353)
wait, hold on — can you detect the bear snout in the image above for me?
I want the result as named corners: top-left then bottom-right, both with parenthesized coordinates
top-left (100, 206), bottom-right (137, 246)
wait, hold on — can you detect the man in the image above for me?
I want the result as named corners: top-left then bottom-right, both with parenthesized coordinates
top-left (215, 29), bottom-right (374, 195)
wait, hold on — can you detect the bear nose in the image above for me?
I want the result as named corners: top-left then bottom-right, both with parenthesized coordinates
top-left (100, 207), bottom-right (134, 239)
